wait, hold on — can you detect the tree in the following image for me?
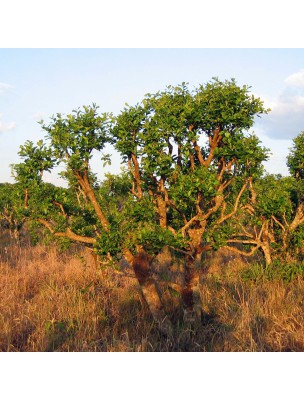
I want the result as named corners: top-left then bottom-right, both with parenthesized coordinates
top-left (12, 80), bottom-right (270, 333)
top-left (288, 131), bottom-right (304, 180)
top-left (41, 104), bottom-right (111, 232)
top-left (225, 132), bottom-right (304, 265)
top-left (112, 78), bottom-right (269, 321)
top-left (11, 139), bottom-right (55, 208)
top-left (224, 175), bottom-right (297, 265)
top-left (0, 183), bottom-right (27, 240)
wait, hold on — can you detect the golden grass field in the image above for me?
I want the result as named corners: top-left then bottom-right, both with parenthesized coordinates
top-left (0, 235), bottom-right (303, 352)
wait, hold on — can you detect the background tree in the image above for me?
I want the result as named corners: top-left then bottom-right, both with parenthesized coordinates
top-left (287, 131), bottom-right (304, 180)
top-left (12, 139), bottom-right (55, 208)
top-left (225, 132), bottom-right (304, 265)
top-left (0, 183), bottom-right (27, 240)
top-left (12, 105), bottom-right (175, 335)
top-left (41, 104), bottom-right (111, 232)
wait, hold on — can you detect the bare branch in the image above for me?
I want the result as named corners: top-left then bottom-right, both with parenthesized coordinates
top-left (204, 127), bottom-right (222, 167)
top-left (214, 180), bottom-right (249, 226)
top-left (37, 219), bottom-right (96, 244)
top-left (223, 244), bottom-right (260, 257)
top-left (282, 212), bottom-right (289, 227)
top-left (192, 139), bottom-right (205, 166)
top-left (271, 215), bottom-right (286, 232)
top-left (53, 201), bottom-right (67, 218)
top-left (180, 213), bottom-right (201, 236)
top-left (196, 191), bottom-right (203, 214)
top-left (227, 239), bottom-right (259, 245)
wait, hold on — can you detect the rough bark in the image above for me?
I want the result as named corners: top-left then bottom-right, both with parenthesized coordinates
top-left (288, 203), bottom-right (304, 232)
top-left (156, 195), bottom-right (167, 228)
top-left (81, 178), bottom-right (109, 231)
top-left (260, 222), bottom-right (274, 265)
top-left (131, 251), bottom-right (173, 337)
top-left (261, 242), bottom-right (272, 266)
top-left (75, 171), bottom-right (110, 232)
top-left (182, 253), bottom-right (202, 324)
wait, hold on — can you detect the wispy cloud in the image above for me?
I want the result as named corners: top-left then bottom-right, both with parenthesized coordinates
top-left (0, 82), bottom-right (13, 95)
top-left (32, 111), bottom-right (46, 121)
top-left (0, 114), bottom-right (16, 133)
top-left (258, 70), bottom-right (304, 140)
top-left (285, 69), bottom-right (304, 88)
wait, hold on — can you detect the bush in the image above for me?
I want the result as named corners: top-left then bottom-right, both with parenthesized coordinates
top-left (241, 261), bottom-right (304, 283)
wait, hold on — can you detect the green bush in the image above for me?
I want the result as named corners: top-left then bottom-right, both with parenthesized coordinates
top-left (241, 261), bottom-right (304, 283)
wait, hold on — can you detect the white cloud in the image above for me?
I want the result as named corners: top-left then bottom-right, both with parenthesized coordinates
top-left (285, 69), bottom-right (304, 88)
top-left (0, 114), bottom-right (16, 133)
top-left (270, 91), bottom-right (304, 116)
top-left (257, 72), bottom-right (304, 140)
top-left (0, 82), bottom-right (13, 95)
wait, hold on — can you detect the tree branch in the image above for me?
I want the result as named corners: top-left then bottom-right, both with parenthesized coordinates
top-left (271, 215), bottom-right (286, 232)
top-left (37, 219), bottom-right (97, 244)
top-left (213, 180), bottom-right (249, 226)
top-left (222, 244), bottom-right (260, 257)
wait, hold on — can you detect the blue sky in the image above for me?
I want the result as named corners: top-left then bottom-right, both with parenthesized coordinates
top-left (1, 48), bottom-right (304, 185)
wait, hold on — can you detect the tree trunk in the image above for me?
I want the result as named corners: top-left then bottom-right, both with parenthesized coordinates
top-left (75, 172), bottom-right (110, 232)
top-left (131, 251), bottom-right (173, 337)
top-left (261, 242), bottom-right (272, 266)
top-left (82, 182), bottom-right (109, 231)
top-left (182, 253), bottom-right (202, 324)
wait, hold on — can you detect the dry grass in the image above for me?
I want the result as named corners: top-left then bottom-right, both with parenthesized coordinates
top-left (0, 238), bottom-right (303, 352)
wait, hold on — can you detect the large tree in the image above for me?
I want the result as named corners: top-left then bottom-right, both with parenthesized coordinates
top-left (12, 79), bottom-right (270, 333)
top-left (111, 78), bottom-right (269, 322)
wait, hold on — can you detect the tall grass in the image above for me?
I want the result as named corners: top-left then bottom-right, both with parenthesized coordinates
top-left (0, 240), bottom-right (303, 351)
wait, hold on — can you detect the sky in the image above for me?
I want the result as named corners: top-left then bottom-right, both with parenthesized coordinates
top-left (1, 48), bottom-right (304, 185)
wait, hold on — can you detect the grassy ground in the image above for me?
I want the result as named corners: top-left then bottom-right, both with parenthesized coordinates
top-left (0, 236), bottom-right (303, 352)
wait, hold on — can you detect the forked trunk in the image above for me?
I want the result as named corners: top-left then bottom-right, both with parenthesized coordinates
top-left (131, 251), bottom-right (173, 337)
top-left (182, 254), bottom-right (202, 324)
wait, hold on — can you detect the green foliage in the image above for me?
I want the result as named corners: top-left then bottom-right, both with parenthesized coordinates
top-left (97, 171), bottom-right (132, 212)
top-left (194, 78), bottom-right (270, 134)
top-left (287, 131), bottom-right (304, 180)
top-left (111, 79), bottom-right (270, 257)
top-left (134, 225), bottom-right (186, 255)
top-left (95, 223), bottom-right (125, 259)
top-left (225, 172), bottom-right (304, 265)
top-left (205, 222), bottom-right (236, 251)
top-left (241, 261), bottom-right (304, 283)
top-left (112, 104), bottom-right (148, 161)
top-left (41, 104), bottom-right (110, 172)
top-left (0, 183), bottom-right (27, 235)
top-left (169, 166), bottom-right (218, 218)
top-left (254, 175), bottom-right (295, 219)
top-left (11, 140), bottom-right (55, 187)
top-left (218, 133), bottom-right (269, 177)
top-left (59, 166), bottom-right (99, 190)
top-left (9, 80), bottom-right (281, 269)
top-left (113, 79), bottom-right (269, 178)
